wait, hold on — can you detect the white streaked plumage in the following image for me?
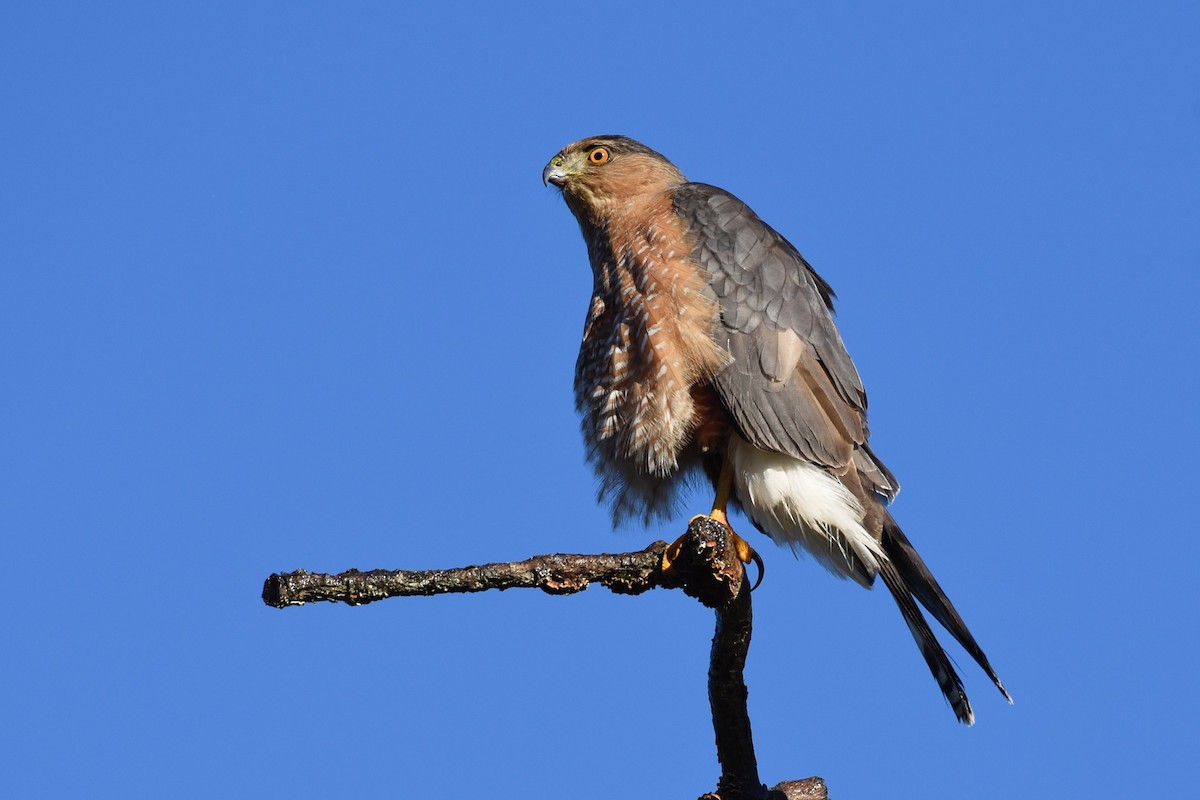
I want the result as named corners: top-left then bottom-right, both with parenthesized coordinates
top-left (728, 435), bottom-right (884, 587)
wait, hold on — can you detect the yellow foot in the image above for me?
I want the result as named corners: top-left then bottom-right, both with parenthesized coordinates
top-left (662, 535), bottom-right (686, 575)
top-left (661, 513), bottom-right (765, 590)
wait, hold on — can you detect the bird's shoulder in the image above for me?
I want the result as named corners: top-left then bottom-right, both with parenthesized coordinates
top-left (670, 182), bottom-right (837, 316)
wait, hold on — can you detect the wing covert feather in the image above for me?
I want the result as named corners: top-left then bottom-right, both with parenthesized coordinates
top-left (673, 183), bottom-right (871, 472)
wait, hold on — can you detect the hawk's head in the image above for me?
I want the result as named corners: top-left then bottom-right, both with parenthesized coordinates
top-left (544, 135), bottom-right (686, 220)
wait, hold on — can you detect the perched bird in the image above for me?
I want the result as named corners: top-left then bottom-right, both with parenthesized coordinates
top-left (543, 135), bottom-right (1010, 724)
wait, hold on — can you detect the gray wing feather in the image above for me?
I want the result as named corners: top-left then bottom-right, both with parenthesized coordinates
top-left (674, 183), bottom-right (895, 496)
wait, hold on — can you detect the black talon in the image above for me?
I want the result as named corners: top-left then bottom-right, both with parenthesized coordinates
top-left (748, 549), bottom-right (765, 591)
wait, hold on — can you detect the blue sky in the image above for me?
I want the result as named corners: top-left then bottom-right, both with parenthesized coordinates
top-left (3, 2), bottom-right (1198, 797)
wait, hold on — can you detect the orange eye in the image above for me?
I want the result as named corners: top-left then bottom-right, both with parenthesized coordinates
top-left (588, 147), bottom-right (610, 165)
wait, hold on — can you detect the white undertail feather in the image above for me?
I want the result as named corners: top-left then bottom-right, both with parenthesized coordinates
top-left (728, 436), bottom-right (883, 586)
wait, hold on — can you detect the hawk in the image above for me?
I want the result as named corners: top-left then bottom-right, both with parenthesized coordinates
top-left (544, 135), bottom-right (1010, 724)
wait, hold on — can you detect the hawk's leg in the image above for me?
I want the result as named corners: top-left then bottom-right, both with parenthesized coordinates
top-left (662, 457), bottom-right (765, 589)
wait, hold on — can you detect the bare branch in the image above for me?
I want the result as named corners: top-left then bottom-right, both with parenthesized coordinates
top-left (262, 541), bottom-right (668, 607)
top-left (261, 517), bottom-right (827, 799)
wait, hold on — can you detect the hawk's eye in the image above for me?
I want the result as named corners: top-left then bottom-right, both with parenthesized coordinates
top-left (588, 147), bottom-right (610, 165)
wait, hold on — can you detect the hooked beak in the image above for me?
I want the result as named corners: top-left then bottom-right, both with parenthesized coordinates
top-left (542, 156), bottom-right (569, 187)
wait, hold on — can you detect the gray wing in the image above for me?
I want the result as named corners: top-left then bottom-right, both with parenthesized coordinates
top-left (673, 182), bottom-right (897, 498)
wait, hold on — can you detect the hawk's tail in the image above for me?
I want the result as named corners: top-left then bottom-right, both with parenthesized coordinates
top-left (878, 514), bottom-right (1012, 725)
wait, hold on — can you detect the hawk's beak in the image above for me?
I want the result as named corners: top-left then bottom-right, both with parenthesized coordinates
top-left (543, 158), bottom-right (569, 187)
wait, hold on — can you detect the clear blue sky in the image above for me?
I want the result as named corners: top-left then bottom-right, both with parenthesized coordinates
top-left (3, 2), bottom-right (1197, 797)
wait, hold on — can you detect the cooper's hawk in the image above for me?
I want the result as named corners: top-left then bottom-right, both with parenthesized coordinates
top-left (544, 135), bottom-right (1010, 724)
